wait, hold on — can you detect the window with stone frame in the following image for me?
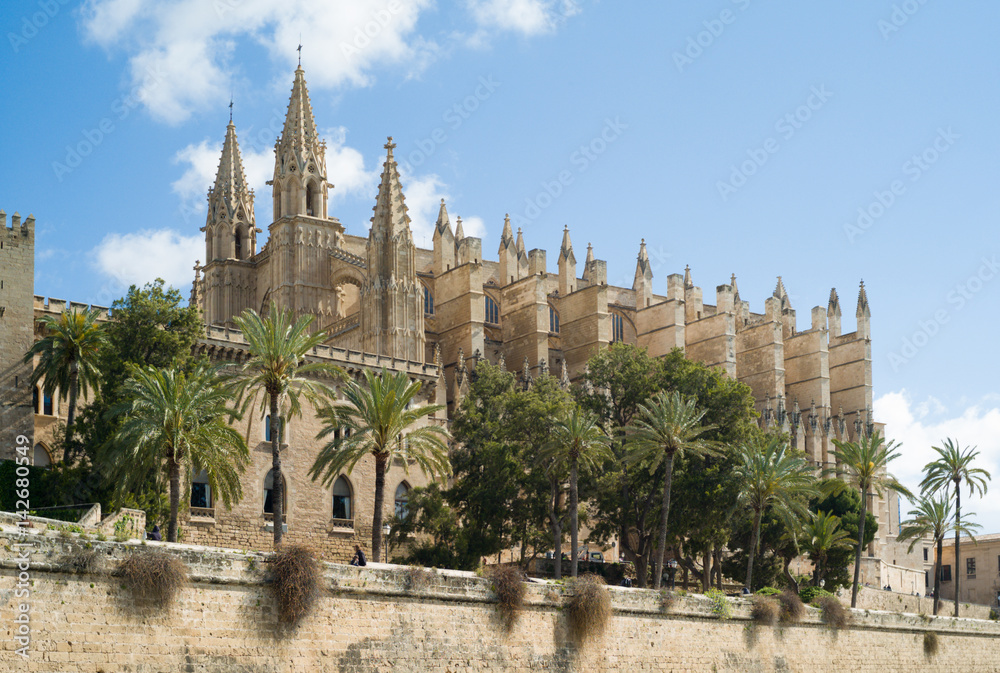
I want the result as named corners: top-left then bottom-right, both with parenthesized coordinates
top-left (485, 295), bottom-right (500, 325)
top-left (190, 469), bottom-right (213, 514)
top-left (263, 469), bottom-right (287, 518)
top-left (967, 557), bottom-right (976, 577)
top-left (332, 475), bottom-right (353, 524)
top-left (394, 482), bottom-right (411, 520)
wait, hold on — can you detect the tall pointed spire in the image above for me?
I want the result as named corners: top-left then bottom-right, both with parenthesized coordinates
top-left (559, 226), bottom-right (576, 263)
top-left (454, 215), bottom-right (465, 241)
top-left (856, 280), bottom-right (870, 317)
top-left (683, 264), bottom-right (693, 289)
top-left (731, 273), bottom-right (739, 297)
top-left (828, 288), bottom-right (841, 314)
top-left (515, 227), bottom-right (526, 255)
top-left (585, 242), bottom-right (594, 265)
top-left (498, 214), bottom-right (517, 284)
top-left (370, 137), bottom-right (412, 240)
top-left (204, 120), bottom-right (255, 260)
top-left (634, 239), bottom-right (653, 307)
top-left (435, 199), bottom-right (451, 235)
top-left (515, 227), bottom-right (529, 278)
top-left (558, 225), bottom-right (577, 295)
top-left (774, 276), bottom-right (791, 309)
top-left (272, 65), bottom-right (328, 219)
top-left (500, 214), bottom-right (514, 248)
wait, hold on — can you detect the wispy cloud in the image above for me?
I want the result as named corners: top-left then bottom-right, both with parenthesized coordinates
top-left (92, 229), bottom-right (203, 290)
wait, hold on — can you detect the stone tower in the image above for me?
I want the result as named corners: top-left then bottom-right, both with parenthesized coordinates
top-left (360, 138), bottom-right (425, 361)
top-left (0, 210), bottom-right (35, 459)
top-left (200, 121), bottom-right (258, 326)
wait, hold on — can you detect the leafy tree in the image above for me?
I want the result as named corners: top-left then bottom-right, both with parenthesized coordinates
top-left (231, 303), bottom-right (340, 546)
top-left (733, 434), bottom-right (818, 592)
top-left (580, 345), bottom-right (757, 587)
top-left (386, 483), bottom-right (475, 569)
top-left (798, 510), bottom-right (852, 588)
top-left (897, 494), bottom-right (979, 616)
top-left (809, 486), bottom-right (877, 592)
top-left (826, 433), bottom-right (911, 607)
top-left (310, 369), bottom-right (451, 562)
top-left (23, 308), bottom-right (106, 459)
top-left (539, 407), bottom-right (612, 577)
top-left (919, 438), bottom-right (990, 617)
top-left (625, 390), bottom-right (718, 589)
top-left (103, 365), bottom-right (249, 542)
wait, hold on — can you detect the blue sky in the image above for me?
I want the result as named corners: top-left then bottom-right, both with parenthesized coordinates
top-left (2, 0), bottom-right (998, 531)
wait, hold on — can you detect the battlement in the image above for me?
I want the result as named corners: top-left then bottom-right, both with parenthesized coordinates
top-left (33, 296), bottom-right (111, 320)
top-left (1, 209), bottom-right (34, 237)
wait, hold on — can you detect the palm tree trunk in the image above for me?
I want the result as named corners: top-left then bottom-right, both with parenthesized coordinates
top-left (270, 395), bottom-right (283, 547)
top-left (167, 454), bottom-right (180, 543)
top-left (570, 458), bottom-right (579, 578)
top-left (851, 487), bottom-right (869, 608)
top-left (746, 507), bottom-right (762, 592)
top-left (933, 536), bottom-right (942, 616)
top-left (653, 452), bottom-right (675, 590)
top-left (954, 484), bottom-right (961, 617)
top-left (372, 454), bottom-right (388, 563)
top-left (66, 362), bottom-right (79, 447)
top-left (549, 476), bottom-right (562, 580)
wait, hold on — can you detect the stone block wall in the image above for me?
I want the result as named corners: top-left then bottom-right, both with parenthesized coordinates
top-left (0, 212), bottom-right (35, 461)
top-left (3, 530), bottom-right (1000, 672)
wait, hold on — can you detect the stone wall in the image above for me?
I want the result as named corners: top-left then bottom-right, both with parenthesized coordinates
top-left (0, 211), bottom-right (35, 461)
top-left (3, 531), bottom-right (1000, 672)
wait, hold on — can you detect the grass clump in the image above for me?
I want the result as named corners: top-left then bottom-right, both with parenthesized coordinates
top-left (706, 588), bottom-right (731, 620)
top-left (776, 590), bottom-right (805, 624)
top-left (750, 595), bottom-right (780, 625)
top-left (406, 566), bottom-right (435, 592)
top-left (490, 565), bottom-right (526, 632)
top-left (268, 546), bottom-right (321, 625)
top-left (923, 631), bottom-right (939, 657)
top-left (816, 595), bottom-right (849, 629)
top-left (566, 574), bottom-right (611, 643)
top-left (115, 551), bottom-right (187, 607)
top-left (63, 549), bottom-right (103, 575)
top-left (754, 586), bottom-right (781, 596)
top-left (659, 589), bottom-right (675, 613)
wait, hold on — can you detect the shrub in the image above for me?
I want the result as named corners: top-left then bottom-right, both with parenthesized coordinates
top-left (755, 586), bottom-right (781, 596)
top-left (63, 549), bottom-right (103, 575)
top-left (490, 565), bottom-right (526, 632)
top-left (706, 588), bottom-right (731, 620)
top-left (750, 595), bottom-right (780, 626)
top-left (659, 590), bottom-right (675, 613)
top-left (268, 546), bottom-right (321, 625)
top-left (989, 608), bottom-right (998, 621)
top-left (776, 590), bottom-right (805, 624)
top-left (817, 596), bottom-right (849, 629)
top-left (566, 574), bottom-right (611, 643)
top-left (923, 631), bottom-right (939, 657)
top-left (799, 586), bottom-right (834, 604)
top-left (115, 551), bottom-right (187, 607)
top-left (406, 566), bottom-right (435, 592)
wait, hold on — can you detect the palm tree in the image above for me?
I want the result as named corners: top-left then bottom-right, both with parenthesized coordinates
top-left (538, 407), bottom-right (612, 578)
top-left (799, 510), bottom-right (853, 588)
top-left (897, 493), bottom-right (979, 616)
top-left (920, 438), bottom-right (990, 617)
top-left (625, 390), bottom-right (718, 590)
top-left (826, 432), bottom-right (911, 608)
top-left (734, 435), bottom-right (818, 592)
top-left (103, 365), bottom-right (250, 542)
top-left (230, 303), bottom-right (340, 546)
top-left (309, 369), bottom-right (451, 563)
top-left (23, 308), bottom-right (106, 459)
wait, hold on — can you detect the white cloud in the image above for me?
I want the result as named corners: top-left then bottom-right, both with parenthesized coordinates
top-left (466, 0), bottom-right (580, 36)
top-left (92, 229), bottom-right (203, 290)
top-left (876, 389), bottom-right (1000, 534)
top-left (322, 127), bottom-right (380, 205)
top-left (78, 0), bottom-right (581, 124)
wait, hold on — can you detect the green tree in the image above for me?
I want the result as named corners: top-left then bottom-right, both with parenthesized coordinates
top-left (103, 365), bottom-right (249, 542)
top-left (539, 407), bottom-right (612, 578)
top-left (897, 494), bottom-right (979, 616)
top-left (827, 433), bottom-right (911, 607)
top-left (625, 390), bottom-right (718, 589)
top-left (809, 486), bottom-right (877, 592)
top-left (919, 438), bottom-right (990, 617)
top-left (230, 303), bottom-right (339, 546)
top-left (734, 434), bottom-right (818, 592)
top-left (310, 369), bottom-right (451, 562)
top-left (23, 308), bottom-right (106, 459)
top-left (799, 510), bottom-right (853, 588)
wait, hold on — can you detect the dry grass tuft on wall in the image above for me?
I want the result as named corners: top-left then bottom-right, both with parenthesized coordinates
top-left (490, 565), bottom-right (527, 632)
top-left (268, 546), bottom-right (322, 625)
top-left (776, 590), bottom-right (805, 623)
top-left (750, 595), bottom-right (781, 625)
top-left (115, 551), bottom-right (187, 607)
top-left (566, 574), bottom-right (611, 643)
top-left (816, 596), bottom-right (850, 629)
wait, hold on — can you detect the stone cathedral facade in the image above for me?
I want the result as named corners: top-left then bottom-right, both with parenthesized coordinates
top-left (1, 65), bottom-right (922, 582)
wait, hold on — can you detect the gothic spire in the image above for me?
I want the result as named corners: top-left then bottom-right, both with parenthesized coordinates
top-left (435, 199), bottom-right (451, 236)
top-left (515, 227), bottom-right (526, 255)
top-left (559, 225), bottom-right (576, 263)
top-left (585, 243), bottom-right (594, 265)
top-left (731, 273), bottom-right (739, 296)
top-left (272, 66), bottom-right (327, 219)
top-left (212, 121), bottom-right (251, 212)
top-left (856, 280), bottom-right (870, 317)
top-left (278, 65), bottom-right (319, 156)
top-left (454, 215), bottom-right (465, 241)
top-left (828, 287), bottom-right (841, 315)
top-left (774, 276), bottom-right (791, 309)
top-left (500, 214), bottom-right (514, 247)
top-left (370, 137), bottom-right (412, 240)
top-left (683, 264), bottom-right (693, 289)
top-left (635, 239), bottom-right (651, 277)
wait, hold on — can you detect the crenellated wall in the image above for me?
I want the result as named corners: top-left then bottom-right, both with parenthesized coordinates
top-left (2, 531), bottom-right (1000, 673)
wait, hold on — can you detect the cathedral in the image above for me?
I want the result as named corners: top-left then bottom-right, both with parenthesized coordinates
top-left (1, 65), bottom-right (924, 586)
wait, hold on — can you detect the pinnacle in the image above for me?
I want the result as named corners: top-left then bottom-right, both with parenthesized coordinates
top-left (731, 273), bottom-right (739, 296)
top-left (501, 214), bottom-right (514, 245)
top-left (278, 66), bottom-right (319, 155)
top-left (857, 280), bottom-right (870, 315)
top-left (683, 264), bottom-right (693, 289)
top-left (455, 216), bottom-right (465, 241)
top-left (515, 227), bottom-right (526, 254)
top-left (370, 135), bottom-right (412, 238)
top-left (560, 225), bottom-right (575, 261)
top-left (435, 199), bottom-right (451, 235)
top-left (211, 122), bottom-right (252, 217)
top-left (828, 287), bottom-right (841, 312)
top-left (585, 243), bottom-right (594, 265)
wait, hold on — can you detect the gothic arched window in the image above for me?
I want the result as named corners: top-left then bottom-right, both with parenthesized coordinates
top-left (332, 476), bottom-right (353, 521)
top-left (549, 306), bottom-right (560, 334)
top-left (263, 469), bottom-right (287, 516)
top-left (234, 228), bottom-right (243, 259)
top-left (485, 296), bottom-right (500, 325)
top-left (394, 482), bottom-right (411, 520)
top-left (423, 284), bottom-right (434, 315)
top-left (611, 312), bottom-right (624, 343)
